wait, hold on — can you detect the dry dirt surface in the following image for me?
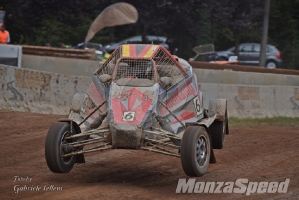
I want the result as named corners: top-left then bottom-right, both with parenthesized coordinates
top-left (0, 111), bottom-right (298, 200)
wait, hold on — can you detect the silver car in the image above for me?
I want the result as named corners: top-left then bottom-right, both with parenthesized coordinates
top-left (216, 43), bottom-right (283, 68)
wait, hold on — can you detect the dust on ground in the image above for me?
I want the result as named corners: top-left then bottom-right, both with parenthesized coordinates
top-left (0, 111), bottom-right (298, 200)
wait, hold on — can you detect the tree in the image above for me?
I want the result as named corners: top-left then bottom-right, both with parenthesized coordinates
top-left (268, 0), bottom-right (299, 69)
top-left (3, 0), bottom-right (109, 45)
top-left (106, 0), bottom-right (209, 58)
top-left (2, 0), bottom-right (299, 68)
top-left (208, 0), bottom-right (264, 56)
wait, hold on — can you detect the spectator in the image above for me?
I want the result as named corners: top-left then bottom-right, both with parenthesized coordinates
top-left (0, 24), bottom-right (10, 44)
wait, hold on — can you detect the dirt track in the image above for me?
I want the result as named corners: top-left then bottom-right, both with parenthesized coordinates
top-left (0, 111), bottom-right (298, 200)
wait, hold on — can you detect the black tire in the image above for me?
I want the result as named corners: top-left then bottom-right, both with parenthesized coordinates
top-left (45, 122), bottom-right (77, 173)
top-left (220, 56), bottom-right (228, 61)
top-left (266, 60), bottom-right (277, 68)
top-left (180, 126), bottom-right (211, 177)
top-left (209, 110), bottom-right (228, 149)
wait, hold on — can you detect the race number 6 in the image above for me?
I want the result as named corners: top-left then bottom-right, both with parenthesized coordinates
top-left (193, 97), bottom-right (202, 116)
top-left (122, 111), bottom-right (135, 121)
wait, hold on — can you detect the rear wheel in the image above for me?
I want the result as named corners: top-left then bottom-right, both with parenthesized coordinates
top-left (209, 109), bottom-right (228, 149)
top-left (266, 60), bottom-right (277, 68)
top-left (180, 126), bottom-right (211, 177)
top-left (45, 122), bottom-right (78, 173)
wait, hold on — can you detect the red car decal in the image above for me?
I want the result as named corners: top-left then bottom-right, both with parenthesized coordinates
top-left (112, 88), bottom-right (153, 124)
top-left (159, 80), bottom-right (196, 115)
top-left (171, 111), bottom-right (195, 124)
top-left (87, 82), bottom-right (105, 107)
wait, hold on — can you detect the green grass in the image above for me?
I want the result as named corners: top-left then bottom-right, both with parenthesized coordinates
top-left (229, 116), bottom-right (299, 127)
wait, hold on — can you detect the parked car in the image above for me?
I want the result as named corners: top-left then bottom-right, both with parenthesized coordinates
top-left (216, 43), bottom-right (282, 68)
top-left (104, 35), bottom-right (168, 53)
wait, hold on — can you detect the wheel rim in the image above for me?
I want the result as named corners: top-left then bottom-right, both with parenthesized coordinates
top-left (196, 136), bottom-right (207, 166)
top-left (266, 62), bottom-right (276, 68)
top-left (60, 131), bottom-right (73, 164)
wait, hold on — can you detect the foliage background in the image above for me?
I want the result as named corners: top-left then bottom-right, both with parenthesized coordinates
top-left (1, 0), bottom-right (299, 69)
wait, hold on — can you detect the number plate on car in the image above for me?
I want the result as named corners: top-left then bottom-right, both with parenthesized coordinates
top-left (193, 97), bottom-right (202, 116)
top-left (122, 111), bottom-right (135, 121)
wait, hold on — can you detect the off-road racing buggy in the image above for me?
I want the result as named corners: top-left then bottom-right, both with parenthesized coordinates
top-left (45, 44), bottom-right (229, 177)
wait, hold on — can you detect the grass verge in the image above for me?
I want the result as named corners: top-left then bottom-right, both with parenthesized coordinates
top-left (229, 116), bottom-right (299, 127)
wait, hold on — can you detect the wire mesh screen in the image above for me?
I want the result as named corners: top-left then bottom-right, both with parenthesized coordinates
top-left (96, 47), bottom-right (123, 87)
top-left (97, 47), bottom-right (123, 75)
top-left (152, 49), bottom-right (187, 89)
top-left (115, 58), bottom-right (155, 80)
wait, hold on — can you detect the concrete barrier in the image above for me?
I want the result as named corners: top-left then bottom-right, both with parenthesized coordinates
top-left (189, 61), bottom-right (299, 76)
top-left (1, 63), bottom-right (299, 117)
top-left (21, 55), bottom-right (299, 86)
top-left (193, 68), bottom-right (299, 86)
top-left (22, 55), bottom-right (99, 77)
top-left (0, 64), bottom-right (91, 115)
top-left (200, 83), bottom-right (299, 118)
top-left (0, 44), bottom-right (22, 67)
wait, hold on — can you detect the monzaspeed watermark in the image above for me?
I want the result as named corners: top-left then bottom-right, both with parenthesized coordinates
top-left (176, 178), bottom-right (290, 195)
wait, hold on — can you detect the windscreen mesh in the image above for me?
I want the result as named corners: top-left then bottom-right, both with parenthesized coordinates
top-left (152, 49), bottom-right (187, 89)
top-left (115, 58), bottom-right (154, 80)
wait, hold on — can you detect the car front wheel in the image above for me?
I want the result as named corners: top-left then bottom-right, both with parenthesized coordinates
top-left (45, 122), bottom-right (78, 173)
top-left (180, 126), bottom-right (211, 177)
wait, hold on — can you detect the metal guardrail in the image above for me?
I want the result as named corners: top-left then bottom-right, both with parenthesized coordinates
top-left (21, 45), bottom-right (97, 60)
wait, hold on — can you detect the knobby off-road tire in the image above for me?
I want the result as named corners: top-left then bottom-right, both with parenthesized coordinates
top-left (45, 122), bottom-right (77, 173)
top-left (180, 126), bottom-right (211, 177)
top-left (209, 110), bottom-right (228, 149)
